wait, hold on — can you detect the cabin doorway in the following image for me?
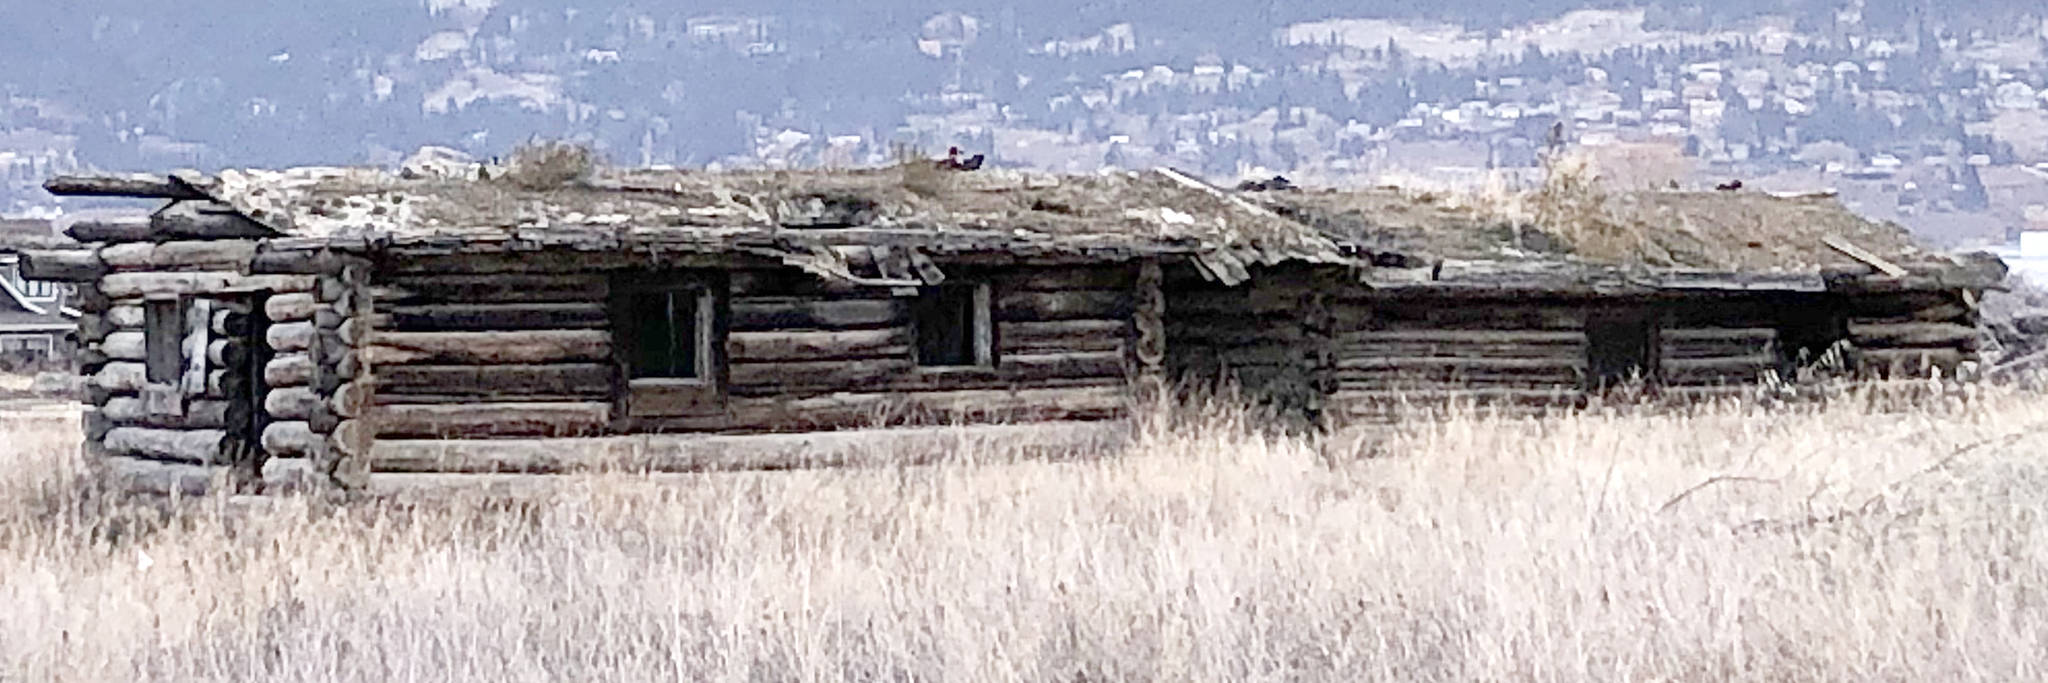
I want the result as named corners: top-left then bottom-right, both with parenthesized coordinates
top-left (228, 292), bottom-right (273, 481)
top-left (1586, 309), bottom-right (1656, 391)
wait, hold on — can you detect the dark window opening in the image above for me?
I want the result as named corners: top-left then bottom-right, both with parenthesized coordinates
top-left (625, 289), bottom-right (708, 380)
top-left (1586, 312), bottom-right (1654, 390)
top-left (914, 284), bottom-right (990, 367)
top-left (144, 299), bottom-right (185, 383)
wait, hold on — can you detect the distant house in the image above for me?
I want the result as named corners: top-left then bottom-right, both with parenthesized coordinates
top-left (0, 225), bottom-right (78, 368)
top-left (27, 164), bottom-right (2004, 497)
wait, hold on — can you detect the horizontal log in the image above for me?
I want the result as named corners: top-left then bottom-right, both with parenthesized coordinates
top-left (1846, 322), bottom-right (1980, 349)
top-left (1854, 348), bottom-right (1969, 374)
top-left (1336, 356), bottom-right (1586, 372)
top-left (374, 402), bottom-right (612, 438)
top-left (728, 268), bottom-right (876, 297)
top-left (331, 382), bottom-right (371, 418)
top-left (45, 174), bottom-right (208, 200)
top-left (377, 364), bottom-right (614, 397)
top-left (265, 353), bottom-right (313, 387)
top-left (104, 427), bottom-right (227, 464)
top-left (152, 201), bottom-right (274, 239)
top-left (265, 293), bottom-right (319, 322)
top-left (210, 308), bottom-right (247, 336)
top-left (1332, 388), bottom-right (1586, 405)
top-left (1338, 329), bottom-right (1587, 345)
top-left (1171, 287), bottom-right (1306, 316)
top-left (102, 398), bottom-right (230, 429)
top-left (727, 328), bottom-right (908, 362)
top-left (995, 290), bottom-right (1128, 321)
top-left (101, 332), bottom-right (146, 361)
top-left (370, 303), bottom-right (609, 332)
top-left (106, 305), bottom-right (146, 328)
top-left (268, 322), bottom-right (315, 352)
top-left (101, 272), bottom-right (314, 299)
top-left (1340, 342), bottom-right (1585, 360)
top-left (999, 267), bottom-right (1135, 292)
top-left (730, 359), bottom-right (913, 390)
top-left (93, 362), bottom-right (148, 394)
top-left (98, 456), bottom-right (218, 498)
top-left (729, 297), bottom-right (899, 331)
top-left (1659, 328), bottom-right (1776, 343)
top-left (262, 421), bottom-right (318, 458)
top-left (248, 248), bottom-right (327, 275)
top-left (1852, 302), bottom-right (1970, 325)
top-left (207, 339), bottom-right (245, 367)
top-left (17, 249), bottom-right (104, 282)
top-left (1661, 354), bottom-right (1775, 377)
top-left (367, 422), bottom-right (1130, 474)
top-left (726, 386), bottom-right (1128, 431)
top-left (98, 240), bottom-right (259, 272)
top-left (372, 274), bottom-right (608, 305)
top-left (265, 387), bottom-right (322, 420)
top-left (64, 217), bottom-right (157, 243)
top-left (1001, 351), bottom-right (1124, 379)
top-left (1000, 319), bottom-right (1125, 353)
top-left (363, 331), bottom-right (612, 365)
top-left (332, 419), bottom-right (373, 459)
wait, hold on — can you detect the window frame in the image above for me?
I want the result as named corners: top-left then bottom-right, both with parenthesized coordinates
top-left (910, 282), bottom-right (994, 370)
top-left (611, 272), bottom-right (727, 419)
top-left (143, 297), bottom-right (187, 384)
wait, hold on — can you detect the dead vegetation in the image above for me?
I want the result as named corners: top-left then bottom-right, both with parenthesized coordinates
top-left (8, 385), bottom-right (2048, 680)
top-left (497, 139), bottom-right (599, 190)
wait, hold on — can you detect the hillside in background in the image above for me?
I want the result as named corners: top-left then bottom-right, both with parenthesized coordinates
top-left (4, 1), bottom-right (2048, 245)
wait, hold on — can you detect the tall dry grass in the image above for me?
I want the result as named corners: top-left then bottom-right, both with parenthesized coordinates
top-left (6, 387), bottom-right (2048, 681)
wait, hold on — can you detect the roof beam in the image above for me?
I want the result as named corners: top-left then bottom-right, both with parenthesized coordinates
top-left (43, 174), bottom-right (210, 200)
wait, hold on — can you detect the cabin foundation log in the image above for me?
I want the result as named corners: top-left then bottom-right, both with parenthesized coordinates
top-left (104, 428), bottom-right (227, 465)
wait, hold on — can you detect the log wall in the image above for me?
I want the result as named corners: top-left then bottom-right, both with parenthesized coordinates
top-left (1164, 263), bottom-right (1332, 424)
top-left (1327, 295), bottom-right (1589, 416)
top-left (1843, 291), bottom-right (1982, 378)
top-left (356, 255), bottom-right (1139, 472)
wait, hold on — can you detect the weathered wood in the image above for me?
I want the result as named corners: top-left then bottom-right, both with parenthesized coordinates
top-left (17, 249), bottom-right (105, 282)
top-left (45, 174), bottom-right (208, 200)
top-left (727, 328), bottom-right (909, 362)
top-left (1336, 356), bottom-right (1586, 372)
top-left (1001, 319), bottom-right (1126, 353)
top-left (363, 331), bottom-right (612, 365)
top-left (377, 364), bottom-right (614, 397)
top-left (999, 267), bottom-right (1135, 292)
top-left (206, 338), bottom-right (245, 367)
top-left (93, 362), bottom-right (148, 394)
top-left (995, 290), bottom-right (1128, 321)
top-left (1338, 330), bottom-right (1588, 345)
top-left (264, 293), bottom-right (319, 322)
top-left (1660, 341), bottom-right (1775, 360)
top-left (268, 322), bottom-right (315, 352)
top-left (332, 419), bottom-right (373, 459)
top-left (1659, 328), bottom-right (1776, 343)
top-left (726, 386), bottom-right (1127, 430)
top-left (331, 382), bottom-right (371, 418)
top-left (372, 274), bottom-right (608, 305)
top-left (367, 422), bottom-right (1130, 474)
top-left (98, 240), bottom-right (259, 272)
top-left (1001, 351), bottom-right (1125, 379)
top-left (264, 387), bottom-right (322, 420)
top-left (1331, 388), bottom-right (1586, 405)
top-left (152, 201), bottom-right (274, 239)
top-left (101, 272), bottom-right (314, 299)
top-left (264, 353), bottom-right (314, 387)
top-left (1661, 355), bottom-right (1776, 376)
top-left (98, 456), bottom-right (217, 497)
top-left (179, 299), bottom-right (211, 398)
top-left (375, 402), bottom-right (612, 438)
top-left (104, 427), bottom-right (226, 464)
top-left (105, 305), bottom-right (146, 328)
top-left (82, 406), bottom-right (112, 442)
top-left (1341, 342), bottom-right (1586, 360)
top-left (63, 217), bottom-right (157, 243)
top-left (1846, 322), bottom-right (1980, 349)
top-left (729, 359), bottom-right (913, 389)
top-left (729, 297), bottom-right (899, 331)
top-left (248, 248), bottom-right (327, 275)
top-left (262, 421), bottom-right (319, 458)
top-left (1854, 348), bottom-right (1969, 374)
top-left (103, 397), bottom-right (229, 429)
top-left (72, 283), bottom-right (110, 314)
top-left (370, 303), bottom-right (609, 332)
top-left (101, 331), bottom-right (146, 361)
top-left (1822, 235), bottom-right (1909, 277)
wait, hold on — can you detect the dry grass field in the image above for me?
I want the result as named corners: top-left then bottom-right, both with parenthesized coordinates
top-left (5, 386), bottom-right (2048, 681)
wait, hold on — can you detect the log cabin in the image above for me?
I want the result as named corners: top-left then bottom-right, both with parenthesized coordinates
top-left (24, 162), bottom-right (2005, 496)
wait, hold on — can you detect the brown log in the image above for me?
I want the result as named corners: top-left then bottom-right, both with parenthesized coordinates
top-left (262, 421), bottom-right (319, 458)
top-left (332, 382), bottom-right (372, 418)
top-left (248, 248), bottom-right (327, 275)
top-left (726, 386), bottom-right (1127, 430)
top-left (1661, 354), bottom-right (1775, 378)
top-left (374, 402), bottom-right (612, 438)
top-left (370, 303), bottom-right (609, 332)
top-left (93, 362), bottom-right (148, 394)
top-left (1338, 330), bottom-right (1588, 345)
top-left (1854, 348), bottom-right (1969, 374)
top-left (264, 353), bottom-right (313, 387)
top-left (1000, 351), bottom-right (1125, 379)
top-left (265, 293), bottom-right (319, 322)
top-left (727, 328), bottom-right (909, 362)
top-left (1340, 342), bottom-right (1586, 360)
top-left (100, 272), bottom-right (314, 299)
top-left (994, 290), bottom-right (1128, 321)
top-left (103, 397), bottom-right (230, 429)
top-left (363, 331), bottom-right (612, 365)
top-left (45, 173), bottom-right (208, 200)
top-left (64, 217), bottom-right (157, 242)
top-left (1336, 356), bottom-right (1585, 372)
top-left (98, 456), bottom-right (218, 498)
top-left (264, 387), bottom-right (321, 420)
top-left (17, 249), bottom-right (105, 282)
top-left (729, 359), bottom-right (913, 389)
top-left (1331, 388), bottom-right (1585, 405)
top-left (377, 363), bottom-right (613, 397)
top-left (268, 322), bottom-right (315, 352)
top-left (1846, 322), bottom-right (1980, 349)
top-left (104, 427), bottom-right (227, 464)
top-left (729, 297), bottom-right (899, 331)
top-left (372, 274), bottom-right (608, 305)
top-left (101, 332), bottom-right (146, 361)
top-left (366, 422), bottom-right (1129, 474)
top-left (999, 319), bottom-right (1125, 353)
top-left (332, 419), bottom-right (373, 459)
top-left (1171, 286), bottom-right (1305, 316)
top-left (152, 201), bottom-right (274, 239)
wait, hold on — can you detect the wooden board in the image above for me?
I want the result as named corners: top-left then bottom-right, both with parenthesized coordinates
top-left (377, 364), bottom-right (615, 397)
top-left (374, 402), bottom-right (613, 439)
top-left (362, 330), bottom-right (612, 366)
